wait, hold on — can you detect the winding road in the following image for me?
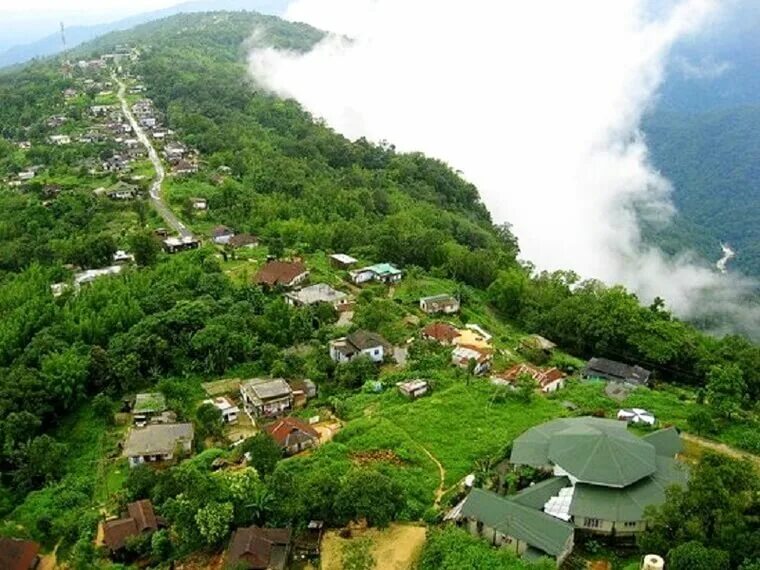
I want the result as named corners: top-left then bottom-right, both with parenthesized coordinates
top-left (115, 76), bottom-right (193, 239)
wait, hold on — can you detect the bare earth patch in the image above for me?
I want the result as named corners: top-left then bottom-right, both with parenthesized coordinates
top-left (351, 449), bottom-right (404, 467)
top-left (320, 524), bottom-right (427, 570)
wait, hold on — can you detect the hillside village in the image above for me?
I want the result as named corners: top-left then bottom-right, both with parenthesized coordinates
top-left (0, 11), bottom-right (759, 570)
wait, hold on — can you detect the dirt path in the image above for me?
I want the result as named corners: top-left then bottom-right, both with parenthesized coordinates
top-left (417, 444), bottom-right (446, 507)
top-left (682, 432), bottom-right (760, 469)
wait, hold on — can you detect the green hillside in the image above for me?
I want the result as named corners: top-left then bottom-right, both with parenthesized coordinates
top-left (643, 106), bottom-right (760, 276)
top-left (0, 10), bottom-right (758, 570)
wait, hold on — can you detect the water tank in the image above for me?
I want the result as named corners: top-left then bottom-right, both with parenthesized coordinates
top-left (641, 554), bottom-right (665, 570)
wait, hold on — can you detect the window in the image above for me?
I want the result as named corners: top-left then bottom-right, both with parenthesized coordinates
top-left (623, 521), bottom-right (638, 528)
top-left (373, 349), bottom-right (380, 355)
top-left (583, 518), bottom-right (601, 529)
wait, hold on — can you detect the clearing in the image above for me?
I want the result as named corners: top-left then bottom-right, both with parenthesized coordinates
top-left (320, 523), bottom-right (427, 570)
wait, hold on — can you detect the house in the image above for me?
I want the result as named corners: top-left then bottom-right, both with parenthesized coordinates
top-left (123, 423), bottom-right (194, 468)
top-left (285, 283), bottom-right (351, 309)
top-left (509, 418), bottom-right (686, 537)
top-left (63, 87), bottom-right (78, 99)
top-left (18, 141), bottom-right (31, 150)
top-left (42, 184), bottom-right (62, 199)
top-left (212, 225), bottom-right (235, 245)
top-left (107, 182), bottom-right (138, 200)
top-left (419, 294), bottom-right (460, 315)
top-left (583, 357), bottom-right (652, 387)
top-left (103, 500), bottom-right (161, 554)
top-left (172, 160), bottom-right (197, 176)
top-left (17, 170), bottom-right (36, 182)
top-left (288, 379), bottom-right (317, 409)
top-left (294, 521), bottom-right (324, 559)
top-left (0, 538), bottom-right (41, 570)
top-left (422, 322), bottom-right (462, 345)
top-left (264, 417), bottom-right (320, 455)
top-left (398, 379), bottom-right (430, 399)
top-left (617, 408), bottom-right (656, 426)
top-left (520, 335), bottom-right (557, 358)
top-left (163, 236), bottom-right (201, 253)
top-left (228, 233), bottom-right (259, 249)
top-left (103, 155), bottom-right (129, 172)
top-left (113, 250), bottom-right (135, 264)
top-left (225, 526), bottom-right (293, 570)
top-left (349, 263), bottom-right (402, 285)
top-left (49, 134), bottom-right (71, 145)
top-left (254, 260), bottom-right (309, 289)
top-left (203, 397), bottom-right (240, 424)
top-left (494, 363), bottom-right (567, 393)
top-left (191, 197), bottom-right (208, 211)
top-left (139, 116), bottom-right (157, 129)
top-left (74, 265), bottom-right (124, 288)
top-left (132, 392), bottom-right (167, 426)
top-left (240, 378), bottom-right (293, 419)
top-left (329, 253), bottom-right (358, 269)
top-left (329, 330), bottom-right (390, 363)
top-left (164, 143), bottom-right (187, 161)
top-left (452, 345), bottom-right (493, 375)
top-left (453, 488), bottom-right (575, 566)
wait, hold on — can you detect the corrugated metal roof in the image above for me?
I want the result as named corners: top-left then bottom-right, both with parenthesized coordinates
top-left (642, 426), bottom-right (683, 457)
top-left (460, 488), bottom-right (573, 558)
top-left (512, 477), bottom-right (571, 510)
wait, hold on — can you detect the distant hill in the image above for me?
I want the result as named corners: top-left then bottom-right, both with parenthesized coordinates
top-left (0, 0), bottom-right (290, 70)
top-left (643, 0), bottom-right (760, 277)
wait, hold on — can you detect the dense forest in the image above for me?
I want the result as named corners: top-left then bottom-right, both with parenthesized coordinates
top-left (0, 10), bottom-right (758, 570)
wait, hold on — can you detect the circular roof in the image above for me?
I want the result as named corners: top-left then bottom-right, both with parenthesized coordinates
top-left (547, 421), bottom-right (656, 487)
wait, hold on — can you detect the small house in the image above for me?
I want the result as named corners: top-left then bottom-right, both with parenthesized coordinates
top-left (113, 250), bottom-right (135, 264)
top-left (228, 233), bottom-right (258, 249)
top-left (420, 294), bottom-right (460, 315)
top-left (163, 236), bottom-right (201, 254)
top-left (172, 160), bottom-right (197, 176)
top-left (17, 170), bottom-right (35, 182)
top-left (329, 330), bottom-right (390, 363)
top-left (285, 283), bottom-right (351, 310)
top-left (211, 225), bottom-right (235, 245)
top-left (226, 526), bottom-right (293, 570)
top-left (254, 260), bottom-right (309, 289)
top-left (191, 197), bottom-right (208, 211)
top-left (103, 500), bottom-right (161, 554)
top-left (494, 363), bottom-right (567, 393)
top-left (520, 334), bottom-right (557, 357)
top-left (107, 182), bottom-right (138, 200)
top-left (398, 379), bottom-right (430, 399)
top-left (329, 253), bottom-right (358, 269)
top-left (49, 134), bottom-right (71, 145)
top-left (203, 397), bottom-right (240, 424)
top-left (132, 392), bottom-right (167, 426)
top-left (240, 378), bottom-right (293, 419)
top-left (452, 345), bottom-right (493, 375)
top-left (583, 357), bottom-right (652, 387)
top-left (123, 423), bottom-right (194, 468)
top-left (349, 263), bottom-right (402, 285)
top-left (0, 538), bottom-right (41, 570)
top-left (289, 379), bottom-right (318, 409)
top-left (264, 417), bottom-right (320, 455)
top-left (422, 322), bottom-right (462, 345)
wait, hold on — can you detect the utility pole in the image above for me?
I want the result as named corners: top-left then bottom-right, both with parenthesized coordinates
top-left (60, 22), bottom-right (66, 48)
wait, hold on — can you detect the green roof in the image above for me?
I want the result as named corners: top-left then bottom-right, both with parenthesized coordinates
top-left (512, 477), bottom-right (571, 510)
top-left (511, 417), bottom-right (657, 487)
top-left (460, 488), bottom-right (573, 558)
top-left (570, 456), bottom-right (688, 522)
top-left (643, 426), bottom-right (683, 457)
top-left (368, 263), bottom-right (401, 276)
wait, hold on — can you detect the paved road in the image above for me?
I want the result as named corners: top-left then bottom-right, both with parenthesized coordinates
top-left (115, 76), bottom-right (193, 239)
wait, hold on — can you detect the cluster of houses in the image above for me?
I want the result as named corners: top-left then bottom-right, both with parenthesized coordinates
top-left (447, 417), bottom-right (685, 566)
top-left (422, 318), bottom-right (495, 376)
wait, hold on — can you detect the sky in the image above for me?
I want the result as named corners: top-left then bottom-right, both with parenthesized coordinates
top-left (249, 0), bottom-right (760, 337)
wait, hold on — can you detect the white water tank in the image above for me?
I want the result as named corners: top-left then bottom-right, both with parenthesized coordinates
top-left (642, 554), bottom-right (665, 570)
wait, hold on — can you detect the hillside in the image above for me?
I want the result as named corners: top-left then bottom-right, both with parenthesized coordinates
top-left (0, 10), bottom-right (759, 570)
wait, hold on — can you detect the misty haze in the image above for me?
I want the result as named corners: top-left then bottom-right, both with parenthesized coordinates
top-left (0, 1), bottom-right (758, 569)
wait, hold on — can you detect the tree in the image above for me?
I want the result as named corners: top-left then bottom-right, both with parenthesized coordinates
top-left (196, 403), bottom-right (224, 439)
top-left (335, 469), bottom-right (404, 527)
top-left (238, 433), bottom-right (283, 478)
top-left (151, 529), bottom-right (172, 561)
top-left (130, 230), bottom-right (160, 266)
top-left (687, 409), bottom-right (716, 436)
top-left (195, 501), bottom-right (234, 546)
top-left (514, 373), bottom-right (537, 403)
top-left (706, 364), bottom-right (746, 419)
top-left (92, 393), bottom-right (116, 424)
top-left (668, 542), bottom-right (730, 570)
top-left (335, 355), bottom-right (378, 389)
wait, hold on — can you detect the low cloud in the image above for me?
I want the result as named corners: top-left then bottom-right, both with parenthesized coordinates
top-left (673, 55), bottom-right (733, 79)
top-left (249, 0), bottom-right (760, 338)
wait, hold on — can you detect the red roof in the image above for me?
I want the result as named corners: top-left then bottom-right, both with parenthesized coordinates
top-left (495, 363), bottom-right (566, 389)
top-left (264, 417), bottom-right (319, 448)
top-left (0, 538), bottom-right (40, 570)
top-left (226, 526), bottom-right (292, 569)
top-left (422, 322), bottom-right (461, 343)
top-left (254, 261), bottom-right (308, 287)
top-left (103, 500), bottom-right (159, 551)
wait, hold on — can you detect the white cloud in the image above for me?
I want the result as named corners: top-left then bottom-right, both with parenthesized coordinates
top-left (249, 0), bottom-right (760, 337)
top-left (673, 55), bottom-right (733, 79)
